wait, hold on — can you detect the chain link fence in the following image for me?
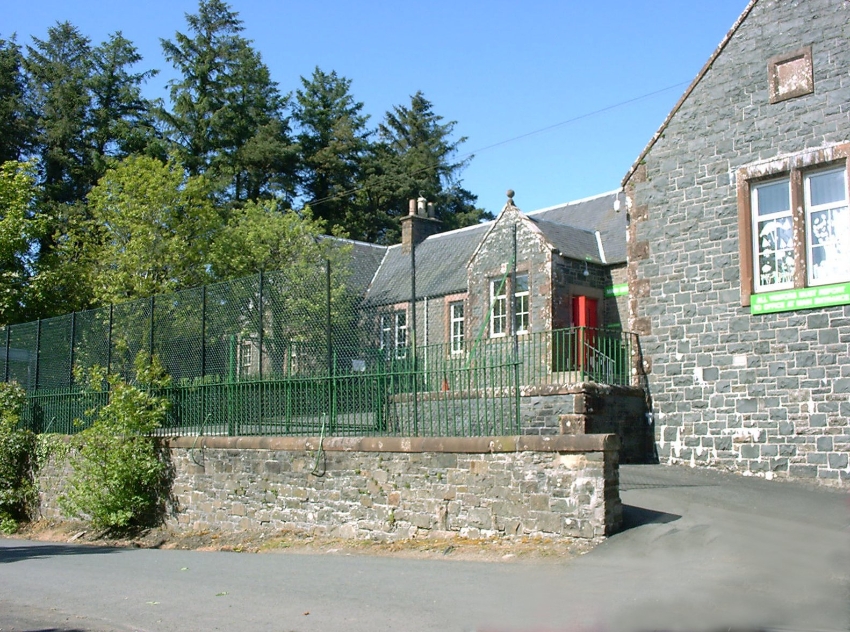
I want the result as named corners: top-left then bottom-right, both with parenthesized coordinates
top-left (3, 231), bottom-right (637, 438)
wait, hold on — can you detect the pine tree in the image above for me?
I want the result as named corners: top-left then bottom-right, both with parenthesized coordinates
top-left (292, 67), bottom-right (371, 232)
top-left (361, 91), bottom-right (489, 242)
top-left (25, 22), bottom-right (94, 205)
top-left (88, 32), bottom-right (160, 171)
top-left (160, 0), bottom-right (295, 202)
top-left (0, 36), bottom-right (34, 165)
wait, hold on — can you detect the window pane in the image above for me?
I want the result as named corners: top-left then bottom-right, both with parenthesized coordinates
top-left (515, 273), bottom-right (529, 293)
top-left (809, 170), bottom-right (847, 207)
top-left (809, 206), bottom-right (850, 283)
top-left (756, 216), bottom-right (795, 288)
top-left (450, 302), bottom-right (464, 353)
top-left (754, 180), bottom-right (790, 216)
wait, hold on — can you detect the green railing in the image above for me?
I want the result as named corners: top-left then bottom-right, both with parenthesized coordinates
top-left (18, 327), bottom-right (636, 438)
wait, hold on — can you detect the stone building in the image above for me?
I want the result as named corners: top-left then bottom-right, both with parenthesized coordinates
top-left (622, 0), bottom-right (850, 483)
top-left (361, 191), bottom-right (629, 368)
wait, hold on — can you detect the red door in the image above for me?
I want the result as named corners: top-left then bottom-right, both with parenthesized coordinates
top-left (571, 296), bottom-right (598, 371)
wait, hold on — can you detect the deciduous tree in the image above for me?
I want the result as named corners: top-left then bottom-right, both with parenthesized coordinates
top-left (0, 161), bottom-right (41, 325)
top-left (85, 155), bottom-right (218, 304)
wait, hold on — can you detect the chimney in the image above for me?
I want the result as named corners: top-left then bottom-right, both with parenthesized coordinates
top-left (401, 196), bottom-right (441, 253)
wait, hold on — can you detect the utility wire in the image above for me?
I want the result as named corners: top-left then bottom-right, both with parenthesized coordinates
top-left (305, 80), bottom-right (690, 210)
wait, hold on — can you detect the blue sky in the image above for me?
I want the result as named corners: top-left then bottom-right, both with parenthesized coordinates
top-left (4, 1), bottom-right (748, 216)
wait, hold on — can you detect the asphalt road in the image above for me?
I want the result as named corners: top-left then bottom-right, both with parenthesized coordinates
top-left (1, 464), bottom-right (848, 632)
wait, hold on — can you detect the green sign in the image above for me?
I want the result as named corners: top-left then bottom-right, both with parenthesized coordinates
top-left (604, 283), bottom-right (628, 298)
top-left (751, 282), bottom-right (850, 314)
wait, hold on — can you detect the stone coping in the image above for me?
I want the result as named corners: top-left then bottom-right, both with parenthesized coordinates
top-left (163, 434), bottom-right (619, 454)
top-left (390, 383), bottom-right (644, 402)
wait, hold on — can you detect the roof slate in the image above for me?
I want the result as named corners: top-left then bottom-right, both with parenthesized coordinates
top-left (362, 190), bottom-right (625, 306)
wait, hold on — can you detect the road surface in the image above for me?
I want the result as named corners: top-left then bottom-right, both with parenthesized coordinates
top-left (1, 464), bottom-right (848, 631)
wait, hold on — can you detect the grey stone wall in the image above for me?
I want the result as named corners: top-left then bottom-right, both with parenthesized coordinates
top-left (467, 207), bottom-right (552, 338)
top-left (625, 0), bottom-right (850, 484)
top-left (521, 385), bottom-right (652, 463)
top-left (37, 435), bottom-right (622, 540)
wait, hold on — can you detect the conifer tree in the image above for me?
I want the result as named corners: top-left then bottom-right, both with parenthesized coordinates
top-left (161, 0), bottom-right (296, 203)
top-left (292, 67), bottom-right (370, 233)
top-left (0, 37), bottom-right (34, 165)
top-left (360, 91), bottom-right (489, 242)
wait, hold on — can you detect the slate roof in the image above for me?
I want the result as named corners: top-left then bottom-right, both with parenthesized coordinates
top-left (319, 236), bottom-right (388, 294)
top-left (528, 190), bottom-right (627, 263)
top-left (362, 223), bottom-right (489, 307)
top-left (527, 218), bottom-right (603, 264)
top-left (362, 190), bottom-right (625, 306)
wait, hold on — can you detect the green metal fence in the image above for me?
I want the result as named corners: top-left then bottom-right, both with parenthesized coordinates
top-left (15, 326), bottom-right (635, 438)
top-left (2, 247), bottom-right (638, 438)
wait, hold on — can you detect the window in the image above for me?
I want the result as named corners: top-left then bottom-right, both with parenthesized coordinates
top-left (379, 310), bottom-right (408, 358)
top-left (394, 311), bottom-right (407, 358)
top-left (450, 302), bottom-right (464, 353)
top-left (490, 278), bottom-right (507, 337)
top-left (739, 145), bottom-right (850, 308)
top-left (514, 273), bottom-right (530, 334)
top-left (380, 315), bottom-right (392, 351)
top-left (240, 340), bottom-right (252, 371)
top-left (806, 169), bottom-right (849, 285)
top-left (752, 179), bottom-right (794, 292)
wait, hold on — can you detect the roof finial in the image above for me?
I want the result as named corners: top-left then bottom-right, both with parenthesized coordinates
top-left (506, 189), bottom-right (515, 205)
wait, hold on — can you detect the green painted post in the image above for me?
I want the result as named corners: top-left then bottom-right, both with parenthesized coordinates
top-left (228, 334), bottom-right (236, 436)
top-left (4, 326), bottom-right (10, 383)
top-left (69, 312), bottom-right (76, 388)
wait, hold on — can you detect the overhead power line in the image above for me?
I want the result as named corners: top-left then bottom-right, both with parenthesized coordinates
top-left (306, 80), bottom-right (690, 210)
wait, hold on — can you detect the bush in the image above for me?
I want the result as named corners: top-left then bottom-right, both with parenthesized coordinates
top-left (0, 382), bottom-right (37, 533)
top-left (59, 354), bottom-right (172, 531)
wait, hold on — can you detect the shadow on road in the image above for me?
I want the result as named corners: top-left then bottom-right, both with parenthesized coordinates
top-left (620, 504), bottom-right (681, 531)
top-left (15, 629), bottom-right (91, 632)
top-left (0, 543), bottom-right (119, 564)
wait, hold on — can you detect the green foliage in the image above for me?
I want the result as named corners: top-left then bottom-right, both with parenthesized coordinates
top-left (60, 354), bottom-right (172, 530)
top-left (293, 67), bottom-right (371, 233)
top-left (0, 382), bottom-right (37, 533)
top-left (360, 91), bottom-right (490, 242)
top-left (86, 155), bottom-right (218, 304)
top-left (0, 161), bottom-right (43, 326)
top-left (88, 33), bottom-right (160, 168)
top-left (209, 199), bottom-right (329, 279)
top-left (2, 2), bottom-right (488, 320)
top-left (161, 0), bottom-right (296, 202)
top-left (25, 22), bottom-right (95, 206)
top-left (0, 36), bottom-right (34, 165)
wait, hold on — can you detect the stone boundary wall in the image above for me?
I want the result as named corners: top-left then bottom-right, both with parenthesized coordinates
top-left (521, 385), bottom-right (653, 463)
top-left (38, 434), bottom-right (622, 540)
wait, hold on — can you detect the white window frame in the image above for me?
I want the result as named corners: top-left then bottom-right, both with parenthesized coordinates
top-left (804, 167), bottom-right (849, 286)
top-left (394, 311), bottom-right (408, 359)
top-left (751, 178), bottom-right (795, 293)
top-left (240, 340), bottom-right (252, 371)
top-left (450, 301), bottom-right (464, 354)
top-left (490, 278), bottom-right (507, 338)
top-left (514, 273), bottom-right (530, 334)
top-left (379, 314), bottom-right (391, 351)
